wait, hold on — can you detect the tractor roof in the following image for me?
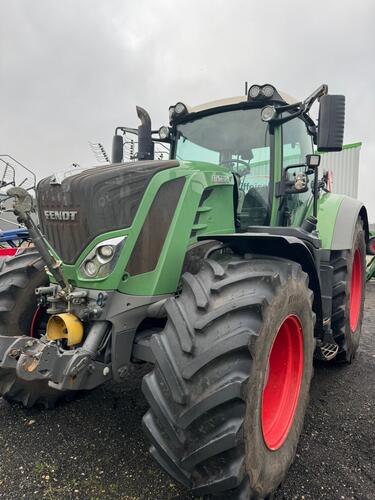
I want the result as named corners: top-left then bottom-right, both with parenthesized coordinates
top-left (187, 92), bottom-right (299, 114)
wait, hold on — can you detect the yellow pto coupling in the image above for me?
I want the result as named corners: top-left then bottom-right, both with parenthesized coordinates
top-left (46, 313), bottom-right (84, 346)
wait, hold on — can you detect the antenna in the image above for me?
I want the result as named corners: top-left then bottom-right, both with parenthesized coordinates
top-left (89, 142), bottom-right (110, 164)
top-left (245, 81), bottom-right (248, 95)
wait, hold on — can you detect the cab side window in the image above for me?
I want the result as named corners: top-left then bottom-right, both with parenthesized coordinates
top-left (282, 118), bottom-right (314, 226)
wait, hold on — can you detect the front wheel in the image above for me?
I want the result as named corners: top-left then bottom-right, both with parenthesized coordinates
top-left (0, 249), bottom-right (71, 408)
top-left (142, 256), bottom-right (315, 498)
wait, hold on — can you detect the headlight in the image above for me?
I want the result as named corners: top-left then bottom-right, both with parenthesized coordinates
top-left (80, 236), bottom-right (126, 279)
top-left (158, 126), bottom-right (170, 140)
top-left (174, 102), bottom-right (188, 115)
top-left (261, 105), bottom-right (276, 122)
top-left (262, 84), bottom-right (275, 98)
top-left (248, 84), bottom-right (276, 101)
top-left (97, 245), bottom-right (114, 260)
top-left (84, 260), bottom-right (99, 277)
top-left (248, 85), bottom-right (261, 99)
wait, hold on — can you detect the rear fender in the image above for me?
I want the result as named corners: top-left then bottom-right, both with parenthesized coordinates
top-left (317, 194), bottom-right (369, 250)
top-left (331, 198), bottom-right (369, 250)
top-left (199, 233), bottom-right (323, 333)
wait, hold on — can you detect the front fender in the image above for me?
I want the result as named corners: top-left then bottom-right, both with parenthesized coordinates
top-left (199, 233), bottom-right (323, 333)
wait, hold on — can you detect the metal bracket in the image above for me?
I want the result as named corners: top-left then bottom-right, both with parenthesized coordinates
top-left (0, 335), bottom-right (111, 392)
top-left (7, 186), bottom-right (34, 218)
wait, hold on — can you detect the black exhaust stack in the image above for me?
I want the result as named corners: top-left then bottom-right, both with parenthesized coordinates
top-left (111, 130), bottom-right (124, 164)
top-left (136, 106), bottom-right (154, 161)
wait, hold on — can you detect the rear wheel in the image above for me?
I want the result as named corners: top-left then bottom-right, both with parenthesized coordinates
top-left (0, 249), bottom-right (70, 408)
top-left (142, 256), bottom-right (315, 498)
top-left (330, 219), bottom-right (366, 362)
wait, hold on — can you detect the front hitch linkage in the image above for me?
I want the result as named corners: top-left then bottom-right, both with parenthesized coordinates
top-left (7, 187), bottom-right (71, 294)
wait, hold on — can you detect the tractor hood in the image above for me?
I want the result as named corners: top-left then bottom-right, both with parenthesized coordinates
top-left (37, 160), bottom-right (178, 264)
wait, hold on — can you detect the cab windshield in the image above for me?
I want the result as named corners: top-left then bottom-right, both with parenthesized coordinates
top-left (175, 108), bottom-right (271, 226)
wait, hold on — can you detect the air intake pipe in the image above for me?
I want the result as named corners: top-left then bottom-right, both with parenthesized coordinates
top-left (136, 106), bottom-right (154, 161)
top-left (111, 129), bottom-right (124, 164)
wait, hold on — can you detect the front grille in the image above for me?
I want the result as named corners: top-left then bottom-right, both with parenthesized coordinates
top-left (37, 160), bottom-right (178, 264)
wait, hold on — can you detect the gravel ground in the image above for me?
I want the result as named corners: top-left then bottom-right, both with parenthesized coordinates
top-left (0, 285), bottom-right (374, 500)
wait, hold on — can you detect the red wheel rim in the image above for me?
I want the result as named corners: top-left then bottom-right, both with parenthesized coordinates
top-left (349, 249), bottom-right (362, 332)
top-left (261, 315), bottom-right (304, 450)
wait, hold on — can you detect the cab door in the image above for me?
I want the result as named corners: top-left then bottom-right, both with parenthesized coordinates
top-left (281, 117), bottom-right (314, 227)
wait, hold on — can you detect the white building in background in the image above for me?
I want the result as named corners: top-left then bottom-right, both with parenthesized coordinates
top-left (319, 142), bottom-right (361, 199)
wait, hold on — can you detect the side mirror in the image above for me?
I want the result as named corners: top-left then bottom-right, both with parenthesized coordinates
top-left (317, 95), bottom-right (345, 152)
top-left (275, 161), bottom-right (310, 197)
top-left (111, 134), bottom-right (124, 164)
top-left (136, 106), bottom-right (154, 161)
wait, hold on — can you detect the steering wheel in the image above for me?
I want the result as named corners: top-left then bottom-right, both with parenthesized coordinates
top-left (219, 159), bottom-right (250, 168)
top-left (219, 159), bottom-right (251, 177)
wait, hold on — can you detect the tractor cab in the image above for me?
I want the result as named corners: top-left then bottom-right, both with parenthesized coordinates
top-left (110, 83), bottom-right (345, 234)
top-left (171, 103), bottom-right (274, 228)
top-left (163, 84), bottom-right (343, 230)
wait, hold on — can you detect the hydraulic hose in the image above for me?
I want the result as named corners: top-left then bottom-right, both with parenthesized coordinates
top-left (7, 187), bottom-right (70, 292)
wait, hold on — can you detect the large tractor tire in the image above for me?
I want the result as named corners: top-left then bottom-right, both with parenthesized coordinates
top-left (330, 218), bottom-right (366, 362)
top-left (142, 256), bottom-right (315, 498)
top-left (0, 249), bottom-right (68, 408)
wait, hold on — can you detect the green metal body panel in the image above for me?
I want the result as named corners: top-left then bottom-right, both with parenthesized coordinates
top-left (313, 193), bottom-right (344, 249)
top-left (56, 162), bottom-right (235, 295)
top-left (287, 190), bottom-right (359, 251)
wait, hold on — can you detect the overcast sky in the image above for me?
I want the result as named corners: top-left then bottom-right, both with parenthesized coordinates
top-left (1, 0), bottom-right (374, 219)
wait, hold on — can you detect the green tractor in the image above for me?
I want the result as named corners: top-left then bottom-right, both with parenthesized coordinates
top-left (0, 84), bottom-right (368, 499)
